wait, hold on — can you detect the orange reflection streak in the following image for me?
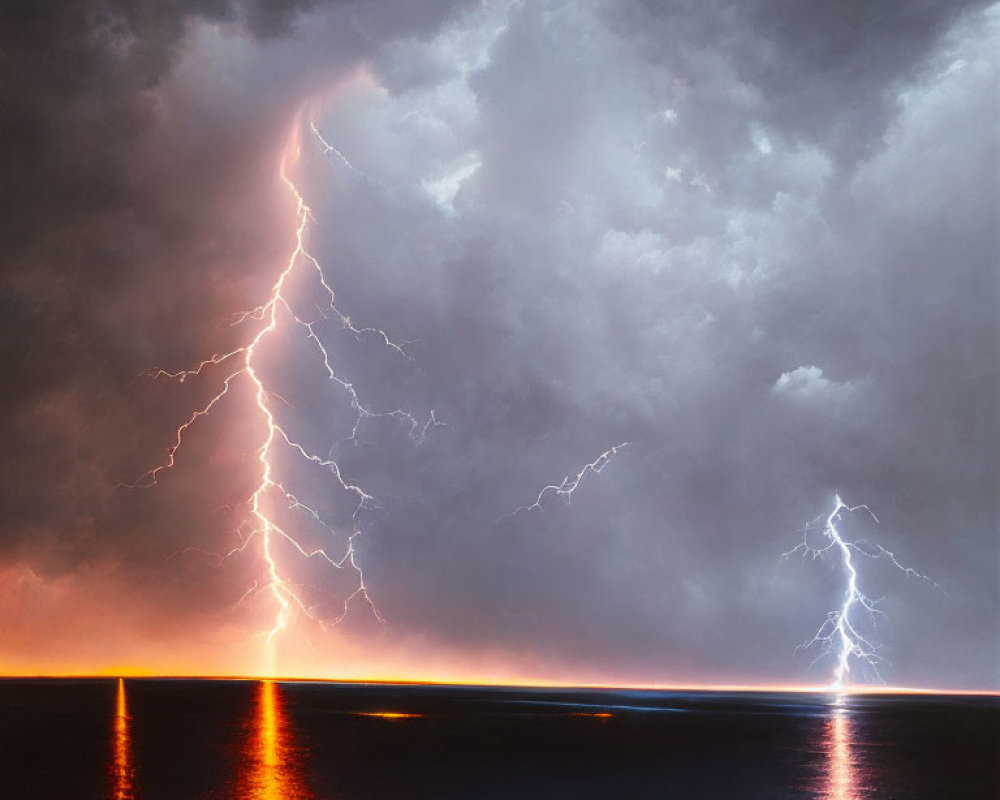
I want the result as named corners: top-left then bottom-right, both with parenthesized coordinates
top-left (111, 678), bottom-right (137, 800)
top-left (351, 711), bottom-right (422, 720)
top-left (239, 681), bottom-right (313, 800)
top-left (822, 706), bottom-right (860, 800)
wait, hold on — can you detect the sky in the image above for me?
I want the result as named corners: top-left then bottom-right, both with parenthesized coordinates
top-left (0, 0), bottom-right (996, 690)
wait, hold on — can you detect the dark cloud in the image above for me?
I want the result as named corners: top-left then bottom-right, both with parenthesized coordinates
top-left (0, 0), bottom-right (995, 687)
top-left (0, 0), bottom-right (464, 610)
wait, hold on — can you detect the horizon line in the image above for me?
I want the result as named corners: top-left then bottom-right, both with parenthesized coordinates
top-left (1, 672), bottom-right (996, 697)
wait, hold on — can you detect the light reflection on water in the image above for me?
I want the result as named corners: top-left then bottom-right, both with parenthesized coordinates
top-left (111, 678), bottom-right (136, 800)
top-left (236, 680), bottom-right (313, 800)
top-left (81, 682), bottom-right (986, 799)
top-left (811, 700), bottom-right (870, 800)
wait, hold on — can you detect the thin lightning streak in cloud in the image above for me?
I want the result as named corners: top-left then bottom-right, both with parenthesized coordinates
top-left (126, 112), bottom-right (435, 643)
top-left (782, 494), bottom-right (941, 691)
top-left (498, 443), bottom-right (630, 523)
top-left (309, 117), bottom-right (386, 189)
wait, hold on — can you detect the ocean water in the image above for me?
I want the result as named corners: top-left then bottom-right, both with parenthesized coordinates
top-left (0, 679), bottom-right (995, 799)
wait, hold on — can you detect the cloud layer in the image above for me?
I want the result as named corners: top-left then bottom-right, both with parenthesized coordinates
top-left (0, 0), bottom-right (995, 688)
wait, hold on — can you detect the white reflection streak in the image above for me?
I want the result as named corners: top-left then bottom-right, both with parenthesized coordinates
top-left (823, 701), bottom-right (860, 800)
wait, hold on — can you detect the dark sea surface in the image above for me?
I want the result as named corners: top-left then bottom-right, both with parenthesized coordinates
top-left (0, 679), bottom-right (996, 799)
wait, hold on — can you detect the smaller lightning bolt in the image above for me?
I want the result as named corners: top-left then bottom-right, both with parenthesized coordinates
top-left (499, 442), bottom-right (630, 523)
top-left (783, 494), bottom-right (941, 691)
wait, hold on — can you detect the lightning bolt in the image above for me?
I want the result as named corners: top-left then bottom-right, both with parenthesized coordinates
top-left (128, 111), bottom-right (435, 643)
top-left (783, 494), bottom-right (941, 691)
top-left (498, 442), bottom-right (630, 523)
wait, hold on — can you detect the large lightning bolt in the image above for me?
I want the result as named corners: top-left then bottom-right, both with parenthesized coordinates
top-left (498, 443), bottom-right (630, 523)
top-left (783, 494), bottom-right (941, 691)
top-left (128, 112), bottom-right (434, 643)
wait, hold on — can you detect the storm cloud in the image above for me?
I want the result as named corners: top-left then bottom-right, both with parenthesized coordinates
top-left (0, 0), bottom-right (996, 688)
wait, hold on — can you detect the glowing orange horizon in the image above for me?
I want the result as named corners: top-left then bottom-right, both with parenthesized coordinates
top-left (5, 667), bottom-right (996, 698)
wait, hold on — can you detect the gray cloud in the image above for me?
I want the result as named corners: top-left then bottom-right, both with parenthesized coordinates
top-left (0, 0), bottom-right (995, 687)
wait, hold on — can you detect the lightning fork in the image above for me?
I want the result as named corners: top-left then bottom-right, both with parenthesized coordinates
top-left (783, 494), bottom-right (940, 690)
top-left (128, 113), bottom-right (435, 643)
top-left (498, 442), bottom-right (630, 523)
